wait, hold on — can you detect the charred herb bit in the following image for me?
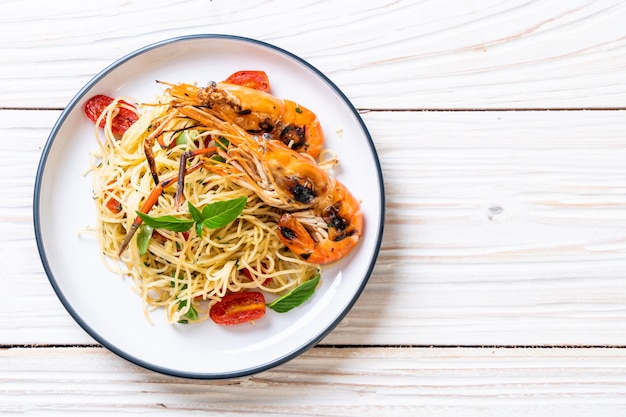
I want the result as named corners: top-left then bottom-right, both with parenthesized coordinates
top-left (278, 225), bottom-right (297, 240)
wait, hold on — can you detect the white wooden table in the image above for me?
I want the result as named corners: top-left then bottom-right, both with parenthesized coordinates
top-left (3, 1), bottom-right (626, 415)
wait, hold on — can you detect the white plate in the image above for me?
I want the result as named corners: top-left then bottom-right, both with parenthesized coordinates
top-left (34, 35), bottom-right (384, 379)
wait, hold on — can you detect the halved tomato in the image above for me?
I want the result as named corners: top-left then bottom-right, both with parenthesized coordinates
top-left (84, 94), bottom-right (138, 136)
top-left (105, 196), bottom-right (123, 214)
top-left (209, 292), bottom-right (266, 325)
top-left (223, 70), bottom-right (270, 93)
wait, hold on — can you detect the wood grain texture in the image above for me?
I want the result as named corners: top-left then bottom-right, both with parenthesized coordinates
top-left (347, 110), bottom-right (626, 345)
top-left (2, 347), bottom-right (626, 416)
top-left (4, 109), bottom-right (626, 346)
top-left (2, 0), bottom-right (626, 109)
top-left (3, 3), bottom-right (626, 412)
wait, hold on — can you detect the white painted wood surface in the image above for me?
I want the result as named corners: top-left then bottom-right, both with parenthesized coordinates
top-left (2, 0), bottom-right (626, 415)
top-left (3, 0), bottom-right (626, 109)
top-left (3, 347), bottom-right (626, 416)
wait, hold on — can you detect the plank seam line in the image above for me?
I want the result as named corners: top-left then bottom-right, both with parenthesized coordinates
top-left (318, 344), bottom-right (626, 349)
top-left (3, 107), bottom-right (626, 112)
top-left (2, 344), bottom-right (625, 349)
top-left (358, 107), bottom-right (626, 113)
top-left (0, 107), bottom-right (65, 111)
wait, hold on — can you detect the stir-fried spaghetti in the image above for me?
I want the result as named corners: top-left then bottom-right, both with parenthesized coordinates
top-left (89, 93), bottom-right (320, 324)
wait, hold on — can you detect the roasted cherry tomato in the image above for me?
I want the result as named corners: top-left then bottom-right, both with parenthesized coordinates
top-left (209, 291), bottom-right (266, 325)
top-left (84, 94), bottom-right (138, 136)
top-left (223, 70), bottom-right (270, 93)
top-left (105, 196), bottom-right (123, 214)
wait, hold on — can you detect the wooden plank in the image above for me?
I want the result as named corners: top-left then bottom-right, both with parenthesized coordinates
top-left (2, 346), bottom-right (626, 416)
top-left (339, 109), bottom-right (626, 345)
top-left (0, 111), bottom-right (91, 343)
top-left (3, 109), bottom-right (626, 346)
top-left (2, 1), bottom-right (626, 109)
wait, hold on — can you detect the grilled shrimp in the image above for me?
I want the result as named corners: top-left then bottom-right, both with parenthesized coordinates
top-left (277, 180), bottom-right (362, 264)
top-left (176, 105), bottom-right (332, 212)
top-left (166, 80), bottom-right (324, 159)
top-left (178, 105), bottom-right (361, 264)
top-left (118, 81), bottom-right (360, 265)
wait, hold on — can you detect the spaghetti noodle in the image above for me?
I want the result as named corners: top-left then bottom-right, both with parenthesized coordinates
top-left (89, 92), bottom-right (319, 325)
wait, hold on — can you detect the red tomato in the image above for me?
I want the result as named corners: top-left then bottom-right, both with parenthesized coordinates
top-left (210, 292), bottom-right (266, 325)
top-left (104, 180), bottom-right (123, 214)
top-left (105, 196), bottom-right (122, 214)
top-left (84, 94), bottom-right (138, 136)
top-left (223, 70), bottom-right (270, 93)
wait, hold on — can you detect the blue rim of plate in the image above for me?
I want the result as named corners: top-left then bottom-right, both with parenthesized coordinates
top-left (33, 34), bottom-right (385, 379)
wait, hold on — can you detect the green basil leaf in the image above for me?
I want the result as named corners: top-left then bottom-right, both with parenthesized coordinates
top-left (176, 299), bottom-right (198, 324)
top-left (177, 299), bottom-right (198, 322)
top-left (187, 201), bottom-right (205, 237)
top-left (136, 211), bottom-right (194, 232)
top-left (137, 223), bottom-right (153, 255)
top-left (201, 196), bottom-right (247, 229)
top-left (188, 201), bottom-right (203, 223)
top-left (176, 131), bottom-right (188, 146)
top-left (185, 304), bottom-right (198, 320)
top-left (267, 275), bottom-right (320, 313)
top-left (176, 129), bottom-right (198, 146)
top-left (215, 136), bottom-right (229, 150)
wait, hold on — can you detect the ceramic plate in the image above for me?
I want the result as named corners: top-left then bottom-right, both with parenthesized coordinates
top-left (34, 35), bottom-right (384, 379)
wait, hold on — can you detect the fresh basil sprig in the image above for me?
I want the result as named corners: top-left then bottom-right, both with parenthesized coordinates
top-left (136, 212), bottom-right (194, 232)
top-left (135, 196), bottom-right (247, 252)
top-left (267, 275), bottom-right (320, 313)
top-left (188, 196), bottom-right (247, 237)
